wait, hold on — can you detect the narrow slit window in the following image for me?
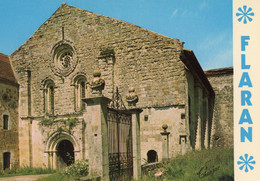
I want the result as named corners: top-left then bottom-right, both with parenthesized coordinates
top-left (3, 152), bottom-right (11, 170)
top-left (74, 76), bottom-right (86, 111)
top-left (3, 115), bottom-right (9, 130)
top-left (44, 80), bottom-right (55, 114)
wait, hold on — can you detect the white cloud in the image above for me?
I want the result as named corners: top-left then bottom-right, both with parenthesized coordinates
top-left (180, 9), bottom-right (199, 18)
top-left (170, 9), bottom-right (178, 20)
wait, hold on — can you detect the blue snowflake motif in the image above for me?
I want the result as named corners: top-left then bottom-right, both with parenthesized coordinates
top-left (237, 154), bottom-right (256, 172)
top-left (236, 6), bottom-right (254, 24)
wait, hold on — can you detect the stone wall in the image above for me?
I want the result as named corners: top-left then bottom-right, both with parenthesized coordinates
top-left (0, 82), bottom-right (19, 170)
top-left (140, 106), bottom-right (185, 164)
top-left (205, 68), bottom-right (233, 148)
top-left (10, 3), bottom-right (186, 118)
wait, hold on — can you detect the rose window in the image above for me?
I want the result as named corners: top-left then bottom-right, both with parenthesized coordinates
top-left (51, 41), bottom-right (77, 77)
top-left (60, 52), bottom-right (72, 68)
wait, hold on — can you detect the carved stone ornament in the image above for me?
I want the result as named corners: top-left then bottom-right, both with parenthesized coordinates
top-left (126, 87), bottom-right (138, 106)
top-left (89, 69), bottom-right (105, 96)
top-left (162, 124), bottom-right (168, 132)
top-left (51, 40), bottom-right (78, 77)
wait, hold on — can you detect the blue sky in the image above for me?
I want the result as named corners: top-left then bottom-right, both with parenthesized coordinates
top-left (0, 0), bottom-right (232, 70)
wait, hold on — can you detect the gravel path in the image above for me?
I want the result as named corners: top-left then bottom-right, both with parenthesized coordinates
top-left (0, 174), bottom-right (52, 181)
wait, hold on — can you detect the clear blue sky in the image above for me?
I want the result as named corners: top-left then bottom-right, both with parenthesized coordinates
top-left (0, 0), bottom-right (232, 70)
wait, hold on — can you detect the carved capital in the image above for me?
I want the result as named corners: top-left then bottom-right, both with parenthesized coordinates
top-left (126, 87), bottom-right (138, 106)
top-left (89, 70), bottom-right (105, 96)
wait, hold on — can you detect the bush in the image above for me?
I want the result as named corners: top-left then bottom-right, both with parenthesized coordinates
top-left (62, 159), bottom-right (89, 179)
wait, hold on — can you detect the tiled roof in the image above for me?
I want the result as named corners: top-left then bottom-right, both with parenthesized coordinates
top-left (205, 67), bottom-right (233, 76)
top-left (0, 53), bottom-right (18, 85)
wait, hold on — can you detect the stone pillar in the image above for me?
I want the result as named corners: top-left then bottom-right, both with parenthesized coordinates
top-left (195, 84), bottom-right (203, 150)
top-left (83, 97), bottom-right (110, 180)
top-left (204, 97), bottom-right (209, 149)
top-left (209, 97), bottom-right (215, 148)
top-left (82, 70), bottom-right (109, 180)
top-left (160, 124), bottom-right (170, 161)
top-left (127, 88), bottom-right (142, 179)
top-left (130, 108), bottom-right (142, 180)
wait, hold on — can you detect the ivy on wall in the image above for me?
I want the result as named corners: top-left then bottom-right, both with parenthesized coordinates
top-left (38, 117), bottom-right (77, 134)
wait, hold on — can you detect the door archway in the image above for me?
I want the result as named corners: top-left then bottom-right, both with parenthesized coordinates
top-left (45, 131), bottom-right (80, 169)
top-left (147, 150), bottom-right (158, 163)
top-left (57, 140), bottom-right (74, 168)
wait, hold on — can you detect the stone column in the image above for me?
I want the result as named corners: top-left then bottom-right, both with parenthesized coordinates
top-left (82, 70), bottom-right (110, 180)
top-left (127, 88), bottom-right (142, 179)
top-left (129, 108), bottom-right (142, 180)
top-left (83, 97), bottom-right (110, 180)
top-left (204, 96), bottom-right (209, 149)
top-left (209, 98), bottom-right (215, 148)
top-left (160, 124), bottom-right (170, 161)
top-left (195, 84), bottom-right (203, 150)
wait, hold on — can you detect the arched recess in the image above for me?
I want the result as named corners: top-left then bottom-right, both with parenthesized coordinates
top-left (57, 140), bottom-right (74, 168)
top-left (71, 74), bottom-right (87, 111)
top-left (45, 131), bottom-right (80, 169)
top-left (147, 150), bottom-right (158, 163)
top-left (41, 78), bottom-right (56, 114)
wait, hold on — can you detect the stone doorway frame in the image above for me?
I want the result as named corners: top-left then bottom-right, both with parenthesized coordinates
top-left (45, 131), bottom-right (80, 169)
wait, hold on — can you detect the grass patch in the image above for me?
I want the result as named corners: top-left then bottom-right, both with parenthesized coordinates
top-left (0, 167), bottom-right (56, 178)
top-left (37, 173), bottom-right (71, 181)
top-left (140, 147), bottom-right (233, 181)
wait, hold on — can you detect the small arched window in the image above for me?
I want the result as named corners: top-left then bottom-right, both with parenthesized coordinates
top-left (44, 80), bottom-right (55, 114)
top-left (147, 150), bottom-right (158, 163)
top-left (74, 76), bottom-right (87, 111)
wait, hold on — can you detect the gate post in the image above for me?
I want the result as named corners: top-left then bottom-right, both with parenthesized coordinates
top-left (161, 124), bottom-right (170, 161)
top-left (127, 87), bottom-right (142, 179)
top-left (82, 70), bottom-right (110, 180)
top-left (130, 108), bottom-right (142, 180)
top-left (83, 97), bottom-right (111, 180)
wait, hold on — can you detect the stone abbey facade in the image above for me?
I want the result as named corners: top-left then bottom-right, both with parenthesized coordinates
top-left (1, 3), bottom-right (233, 176)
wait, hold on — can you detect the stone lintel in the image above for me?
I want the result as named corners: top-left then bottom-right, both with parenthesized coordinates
top-left (179, 135), bottom-right (187, 144)
top-left (160, 132), bottom-right (170, 136)
top-left (128, 108), bottom-right (143, 114)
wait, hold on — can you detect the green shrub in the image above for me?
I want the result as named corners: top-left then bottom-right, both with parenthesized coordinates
top-left (62, 159), bottom-right (89, 179)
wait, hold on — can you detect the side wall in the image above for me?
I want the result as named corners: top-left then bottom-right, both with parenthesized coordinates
top-left (0, 82), bottom-right (19, 170)
top-left (140, 106), bottom-right (185, 164)
top-left (206, 69), bottom-right (233, 148)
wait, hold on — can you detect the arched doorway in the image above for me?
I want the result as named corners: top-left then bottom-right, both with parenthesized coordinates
top-left (147, 150), bottom-right (158, 163)
top-left (57, 140), bottom-right (74, 169)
